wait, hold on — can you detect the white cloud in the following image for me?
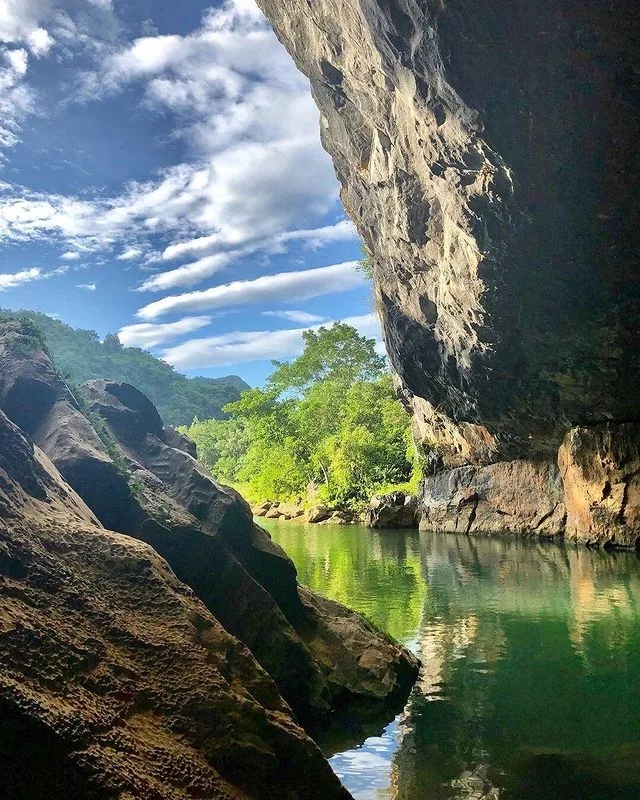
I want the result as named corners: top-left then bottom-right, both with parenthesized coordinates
top-left (61, 250), bottom-right (80, 260)
top-left (136, 262), bottom-right (364, 320)
top-left (0, 266), bottom-right (42, 290)
top-left (144, 219), bottom-right (358, 293)
top-left (7, 0), bottom-right (334, 286)
top-left (27, 27), bottom-right (54, 56)
top-left (0, 0), bottom-right (121, 155)
top-left (162, 313), bottom-right (382, 369)
top-left (76, 282), bottom-right (96, 290)
top-left (0, 264), bottom-right (67, 290)
top-left (117, 246), bottom-right (142, 261)
top-left (117, 315), bottom-right (213, 348)
top-left (262, 310), bottom-right (324, 324)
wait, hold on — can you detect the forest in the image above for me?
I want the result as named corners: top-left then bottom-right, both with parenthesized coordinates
top-left (180, 323), bottom-right (420, 506)
top-left (0, 310), bottom-right (248, 426)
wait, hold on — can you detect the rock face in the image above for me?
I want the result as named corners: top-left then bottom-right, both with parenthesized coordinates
top-left (0, 318), bottom-right (418, 778)
top-left (559, 424), bottom-right (640, 548)
top-left (0, 409), bottom-right (350, 800)
top-left (256, 0), bottom-right (640, 544)
top-left (420, 461), bottom-right (566, 538)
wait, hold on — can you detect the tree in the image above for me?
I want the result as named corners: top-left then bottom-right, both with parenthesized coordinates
top-left (269, 323), bottom-right (385, 392)
top-left (182, 323), bottom-right (418, 505)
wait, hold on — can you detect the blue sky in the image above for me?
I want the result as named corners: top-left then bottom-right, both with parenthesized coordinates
top-left (0, 0), bottom-right (379, 385)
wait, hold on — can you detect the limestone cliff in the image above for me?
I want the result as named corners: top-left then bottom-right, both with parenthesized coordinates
top-left (256, 0), bottom-right (639, 546)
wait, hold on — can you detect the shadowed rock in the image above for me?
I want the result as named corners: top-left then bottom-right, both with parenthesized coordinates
top-left (0, 320), bottom-right (418, 732)
top-left (255, 0), bottom-right (640, 544)
top-left (0, 408), bottom-right (351, 800)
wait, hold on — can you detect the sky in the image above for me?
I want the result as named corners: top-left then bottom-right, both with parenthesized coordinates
top-left (0, 0), bottom-right (379, 385)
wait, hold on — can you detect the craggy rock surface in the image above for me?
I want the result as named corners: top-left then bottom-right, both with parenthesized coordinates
top-left (256, 0), bottom-right (640, 542)
top-left (365, 492), bottom-right (421, 529)
top-left (80, 379), bottom-right (418, 719)
top-left (0, 409), bottom-right (350, 800)
top-left (559, 424), bottom-right (640, 548)
top-left (420, 461), bottom-right (566, 538)
top-left (0, 321), bottom-right (418, 737)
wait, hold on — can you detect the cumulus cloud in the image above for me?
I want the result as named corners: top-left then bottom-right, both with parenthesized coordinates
top-left (161, 313), bottom-right (382, 369)
top-left (0, 0), bottom-right (335, 284)
top-left (262, 310), bottom-right (324, 324)
top-left (118, 315), bottom-right (213, 348)
top-left (117, 246), bottom-right (142, 261)
top-left (61, 250), bottom-right (80, 260)
top-left (136, 262), bottom-right (365, 321)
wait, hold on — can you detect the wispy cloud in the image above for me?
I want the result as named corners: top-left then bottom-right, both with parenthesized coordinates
top-left (0, 0), bottom-right (119, 156)
top-left (136, 262), bottom-right (365, 320)
top-left (76, 282), bottom-right (96, 291)
top-left (117, 315), bottom-right (213, 348)
top-left (0, 0), bottom-right (342, 294)
top-left (262, 310), bottom-right (324, 324)
top-left (162, 313), bottom-right (381, 369)
top-left (0, 264), bottom-right (67, 290)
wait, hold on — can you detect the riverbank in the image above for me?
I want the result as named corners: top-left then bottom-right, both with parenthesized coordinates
top-left (252, 490), bottom-right (423, 529)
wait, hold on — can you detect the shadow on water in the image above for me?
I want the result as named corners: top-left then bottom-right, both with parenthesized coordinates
top-left (263, 520), bottom-right (640, 800)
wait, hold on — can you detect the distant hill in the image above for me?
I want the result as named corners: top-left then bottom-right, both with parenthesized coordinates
top-left (0, 310), bottom-right (250, 427)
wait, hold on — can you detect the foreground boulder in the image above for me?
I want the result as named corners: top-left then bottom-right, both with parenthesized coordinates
top-left (0, 320), bottom-right (418, 731)
top-left (256, 0), bottom-right (640, 544)
top-left (0, 409), bottom-right (350, 800)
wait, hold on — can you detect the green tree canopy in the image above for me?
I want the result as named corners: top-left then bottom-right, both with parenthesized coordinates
top-left (181, 323), bottom-right (420, 505)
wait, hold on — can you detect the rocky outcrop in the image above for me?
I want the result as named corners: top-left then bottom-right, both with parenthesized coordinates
top-left (256, 0), bottom-right (640, 543)
top-left (0, 321), bottom-right (418, 737)
top-left (365, 492), bottom-right (421, 529)
top-left (420, 461), bottom-right (566, 538)
top-left (0, 409), bottom-right (350, 800)
top-left (559, 424), bottom-right (640, 548)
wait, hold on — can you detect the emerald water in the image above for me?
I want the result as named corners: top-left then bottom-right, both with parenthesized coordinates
top-left (262, 519), bottom-right (640, 800)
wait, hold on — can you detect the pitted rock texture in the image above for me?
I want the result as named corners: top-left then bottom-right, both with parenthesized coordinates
top-left (0, 322), bottom-right (418, 729)
top-left (559, 424), bottom-right (640, 548)
top-left (80, 379), bottom-right (419, 720)
top-left (419, 460), bottom-right (566, 538)
top-left (256, 0), bottom-right (639, 465)
top-left (0, 410), bottom-right (350, 800)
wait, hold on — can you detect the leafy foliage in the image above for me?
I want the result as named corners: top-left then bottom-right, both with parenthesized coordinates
top-left (0, 310), bottom-right (249, 426)
top-left (181, 323), bottom-right (420, 505)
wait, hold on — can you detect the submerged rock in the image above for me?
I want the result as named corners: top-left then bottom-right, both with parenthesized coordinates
top-left (0, 409), bottom-right (350, 800)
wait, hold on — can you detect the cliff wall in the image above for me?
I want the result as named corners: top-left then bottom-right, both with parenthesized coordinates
top-left (256, 0), bottom-right (640, 545)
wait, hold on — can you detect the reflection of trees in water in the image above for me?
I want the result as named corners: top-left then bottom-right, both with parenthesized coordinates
top-left (266, 523), bottom-right (428, 644)
top-left (391, 532), bottom-right (640, 800)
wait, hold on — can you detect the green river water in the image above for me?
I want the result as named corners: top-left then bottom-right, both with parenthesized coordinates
top-left (261, 519), bottom-right (640, 800)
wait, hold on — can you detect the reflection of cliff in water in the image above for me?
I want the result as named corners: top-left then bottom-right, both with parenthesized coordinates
top-left (392, 532), bottom-right (640, 800)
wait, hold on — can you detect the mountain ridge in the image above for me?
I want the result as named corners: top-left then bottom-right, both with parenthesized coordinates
top-left (0, 309), bottom-right (249, 427)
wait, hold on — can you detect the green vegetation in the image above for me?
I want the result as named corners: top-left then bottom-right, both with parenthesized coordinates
top-left (0, 310), bottom-right (248, 426)
top-left (181, 323), bottom-right (421, 506)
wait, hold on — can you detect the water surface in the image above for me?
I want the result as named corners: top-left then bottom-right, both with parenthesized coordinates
top-left (262, 520), bottom-right (640, 800)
